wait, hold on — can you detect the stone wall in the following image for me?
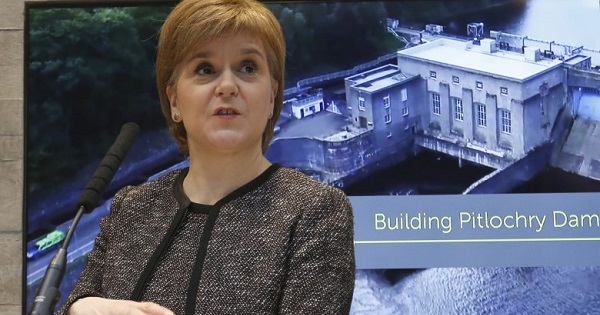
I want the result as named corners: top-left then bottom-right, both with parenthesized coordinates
top-left (0, 0), bottom-right (25, 313)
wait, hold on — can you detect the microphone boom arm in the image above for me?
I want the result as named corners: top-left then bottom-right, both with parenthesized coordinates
top-left (28, 122), bottom-right (140, 315)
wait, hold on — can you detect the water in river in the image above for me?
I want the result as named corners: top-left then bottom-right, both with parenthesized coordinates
top-left (505, 0), bottom-right (600, 51)
top-left (446, 0), bottom-right (600, 51)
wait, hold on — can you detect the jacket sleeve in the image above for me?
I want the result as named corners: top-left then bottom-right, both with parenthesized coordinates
top-left (278, 187), bottom-right (356, 314)
top-left (54, 186), bottom-right (133, 315)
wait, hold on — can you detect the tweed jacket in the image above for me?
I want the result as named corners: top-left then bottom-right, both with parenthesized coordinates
top-left (57, 164), bottom-right (355, 315)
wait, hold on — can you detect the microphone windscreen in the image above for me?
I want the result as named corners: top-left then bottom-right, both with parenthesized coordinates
top-left (76, 122), bottom-right (140, 211)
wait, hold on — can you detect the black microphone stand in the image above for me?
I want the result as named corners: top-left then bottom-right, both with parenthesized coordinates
top-left (28, 122), bottom-right (140, 315)
top-left (28, 206), bottom-right (85, 315)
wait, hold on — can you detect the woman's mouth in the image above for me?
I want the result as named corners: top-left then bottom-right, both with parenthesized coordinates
top-left (214, 108), bottom-right (240, 117)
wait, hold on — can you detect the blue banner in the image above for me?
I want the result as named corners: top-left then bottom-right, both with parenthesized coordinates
top-left (351, 193), bottom-right (600, 268)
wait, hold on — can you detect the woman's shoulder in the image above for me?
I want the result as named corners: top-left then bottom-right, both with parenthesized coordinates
top-left (274, 166), bottom-right (329, 187)
top-left (271, 166), bottom-right (349, 205)
top-left (271, 166), bottom-right (354, 231)
top-left (113, 167), bottom-right (186, 205)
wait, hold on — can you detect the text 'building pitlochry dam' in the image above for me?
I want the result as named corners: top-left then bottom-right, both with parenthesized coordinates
top-left (267, 23), bottom-right (600, 194)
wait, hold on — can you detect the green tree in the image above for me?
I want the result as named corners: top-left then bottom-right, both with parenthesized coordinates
top-left (27, 6), bottom-right (169, 195)
top-left (270, 2), bottom-right (394, 84)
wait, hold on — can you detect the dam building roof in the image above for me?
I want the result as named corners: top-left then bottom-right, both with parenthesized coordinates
top-left (397, 38), bottom-right (563, 81)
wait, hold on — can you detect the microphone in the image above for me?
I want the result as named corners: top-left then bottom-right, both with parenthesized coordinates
top-left (76, 122), bottom-right (140, 212)
top-left (28, 122), bottom-right (140, 315)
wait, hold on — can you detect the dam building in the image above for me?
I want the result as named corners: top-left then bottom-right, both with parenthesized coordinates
top-left (269, 26), bottom-right (600, 189)
top-left (346, 37), bottom-right (569, 170)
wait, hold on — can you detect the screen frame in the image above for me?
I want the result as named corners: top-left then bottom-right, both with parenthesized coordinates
top-left (22, 0), bottom-right (600, 313)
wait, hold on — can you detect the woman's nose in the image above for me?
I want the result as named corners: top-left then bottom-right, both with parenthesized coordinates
top-left (215, 69), bottom-right (239, 97)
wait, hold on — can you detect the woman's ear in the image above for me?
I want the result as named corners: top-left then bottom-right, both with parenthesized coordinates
top-left (167, 86), bottom-right (182, 122)
top-left (167, 86), bottom-right (177, 110)
top-left (270, 81), bottom-right (278, 105)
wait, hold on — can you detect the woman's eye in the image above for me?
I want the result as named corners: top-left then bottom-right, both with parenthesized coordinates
top-left (195, 64), bottom-right (214, 75)
top-left (240, 62), bottom-right (257, 74)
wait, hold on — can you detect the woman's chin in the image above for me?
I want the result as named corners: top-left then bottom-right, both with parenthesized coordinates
top-left (206, 134), bottom-right (259, 153)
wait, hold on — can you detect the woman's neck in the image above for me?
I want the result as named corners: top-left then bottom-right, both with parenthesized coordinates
top-left (182, 148), bottom-right (271, 205)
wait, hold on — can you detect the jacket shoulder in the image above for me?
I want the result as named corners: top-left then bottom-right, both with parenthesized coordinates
top-left (111, 167), bottom-right (185, 211)
top-left (276, 166), bottom-right (344, 193)
top-left (273, 166), bottom-right (350, 209)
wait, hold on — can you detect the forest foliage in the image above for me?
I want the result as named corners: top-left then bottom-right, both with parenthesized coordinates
top-left (27, 6), bottom-right (170, 195)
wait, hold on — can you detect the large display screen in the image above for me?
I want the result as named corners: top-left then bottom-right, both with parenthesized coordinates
top-left (25, 0), bottom-right (600, 313)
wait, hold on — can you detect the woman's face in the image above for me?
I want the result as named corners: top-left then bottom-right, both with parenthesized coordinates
top-left (168, 33), bottom-right (277, 156)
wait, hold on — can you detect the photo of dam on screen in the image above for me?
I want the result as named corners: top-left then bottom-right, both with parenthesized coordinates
top-left (25, 0), bottom-right (600, 313)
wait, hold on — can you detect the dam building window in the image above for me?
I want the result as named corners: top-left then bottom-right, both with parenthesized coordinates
top-left (476, 81), bottom-right (483, 90)
top-left (430, 70), bottom-right (437, 79)
top-left (453, 98), bottom-right (464, 121)
top-left (477, 103), bottom-right (487, 127)
top-left (432, 93), bottom-right (441, 115)
top-left (358, 97), bottom-right (365, 111)
top-left (501, 110), bottom-right (512, 134)
top-left (383, 95), bottom-right (390, 108)
top-left (385, 107), bottom-right (392, 124)
top-left (500, 86), bottom-right (509, 95)
top-left (401, 89), bottom-right (408, 116)
top-left (452, 76), bottom-right (460, 84)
